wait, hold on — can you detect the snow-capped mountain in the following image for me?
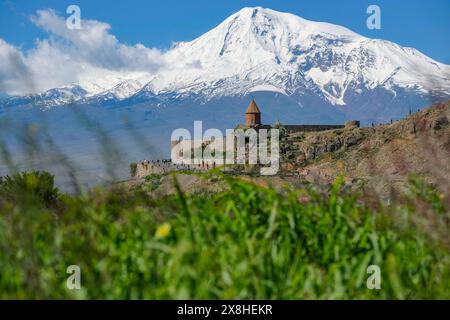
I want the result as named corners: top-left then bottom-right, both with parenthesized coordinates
top-left (2, 6), bottom-right (450, 119)
top-left (159, 7), bottom-right (450, 103)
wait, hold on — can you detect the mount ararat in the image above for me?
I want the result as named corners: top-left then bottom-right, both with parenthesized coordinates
top-left (3, 7), bottom-right (450, 122)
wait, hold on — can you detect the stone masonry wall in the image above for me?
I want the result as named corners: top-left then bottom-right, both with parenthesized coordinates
top-left (284, 125), bottom-right (345, 134)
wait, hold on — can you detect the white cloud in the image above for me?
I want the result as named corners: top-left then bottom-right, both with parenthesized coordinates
top-left (0, 9), bottom-right (168, 95)
top-left (0, 39), bottom-right (36, 94)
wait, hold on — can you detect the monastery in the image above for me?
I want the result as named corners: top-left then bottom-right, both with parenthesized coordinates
top-left (131, 100), bottom-right (360, 178)
top-left (244, 99), bottom-right (360, 132)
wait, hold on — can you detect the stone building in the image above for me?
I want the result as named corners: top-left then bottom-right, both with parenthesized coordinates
top-left (245, 99), bottom-right (360, 132)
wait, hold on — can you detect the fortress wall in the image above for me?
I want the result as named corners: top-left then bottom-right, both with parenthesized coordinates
top-left (284, 125), bottom-right (345, 134)
top-left (131, 159), bottom-right (208, 179)
top-left (133, 161), bottom-right (168, 179)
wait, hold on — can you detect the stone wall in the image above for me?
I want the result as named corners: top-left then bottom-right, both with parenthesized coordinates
top-left (283, 125), bottom-right (345, 134)
top-left (132, 160), bottom-right (169, 179)
top-left (131, 160), bottom-right (208, 179)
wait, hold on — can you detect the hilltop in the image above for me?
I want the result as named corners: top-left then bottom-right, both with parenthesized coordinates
top-left (280, 100), bottom-right (450, 196)
top-left (126, 101), bottom-right (450, 199)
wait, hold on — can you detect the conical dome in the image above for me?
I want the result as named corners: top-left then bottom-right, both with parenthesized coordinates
top-left (246, 99), bottom-right (261, 114)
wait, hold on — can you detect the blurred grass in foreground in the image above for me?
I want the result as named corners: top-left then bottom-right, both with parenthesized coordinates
top-left (0, 171), bottom-right (448, 299)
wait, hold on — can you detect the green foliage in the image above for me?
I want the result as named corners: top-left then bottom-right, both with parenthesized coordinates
top-left (406, 174), bottom-right (446, 214)
top-left (0, 172), bottom-right (448, 299)
top-left (143, 174), bottom-right (164, 192)
top-left (0, 171), bottom-right (59, 207)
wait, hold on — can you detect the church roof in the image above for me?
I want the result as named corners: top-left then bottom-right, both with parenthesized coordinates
top-left (246, 99), bottom-right (261, 114)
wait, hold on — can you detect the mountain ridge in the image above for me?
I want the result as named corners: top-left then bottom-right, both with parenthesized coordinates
top-left (1, 7), bottom-right (450, 124)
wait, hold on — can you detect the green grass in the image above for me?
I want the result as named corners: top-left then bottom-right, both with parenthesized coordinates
top-left (0, 172), bottom-right (448, 299)
top-left (143, 173), bottom-right (165, 192)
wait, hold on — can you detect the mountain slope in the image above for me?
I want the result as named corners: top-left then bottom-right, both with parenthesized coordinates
top-left (3, 7), bottom-right (449, 113)
top-left (2, 7), bottom-right (450, 125)
top-left (159, 7), bottom-right (450, 104)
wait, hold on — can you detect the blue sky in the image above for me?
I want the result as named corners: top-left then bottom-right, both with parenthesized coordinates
top-left (1, 0), bottom-right (449, 63)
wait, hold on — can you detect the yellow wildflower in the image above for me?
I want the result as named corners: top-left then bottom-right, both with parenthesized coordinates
top-left (155, 222), bottom-right (171, 239)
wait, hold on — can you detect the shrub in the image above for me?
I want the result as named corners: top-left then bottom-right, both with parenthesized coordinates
top-left (0, 171), bottom-right (59, 207)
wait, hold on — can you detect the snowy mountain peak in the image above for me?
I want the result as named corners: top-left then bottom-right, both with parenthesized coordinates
top-left (228, 7), bottom-right (364, 40)
top-left (157, 7), bottom-right (449, 104)
top-left (171, 7), bottom-right (364, 65)
top-left (3, 7), bottom-right (450, 116)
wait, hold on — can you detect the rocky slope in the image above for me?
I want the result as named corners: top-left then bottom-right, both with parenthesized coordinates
top-left (280, 100), bottom-right (450, 196)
